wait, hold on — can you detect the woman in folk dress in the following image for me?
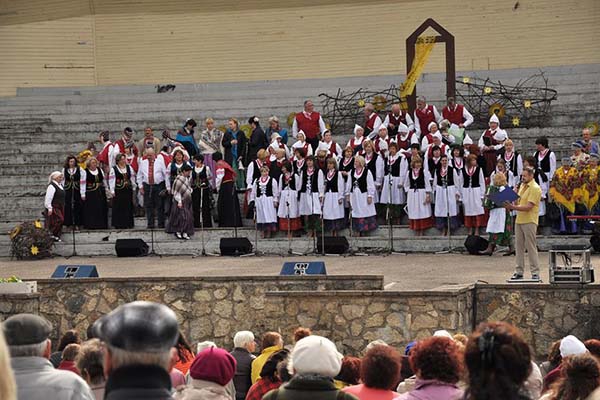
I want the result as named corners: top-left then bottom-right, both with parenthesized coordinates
top-left (166, 164), bottom-right (194, 240)
top-left (339, 146), bottom-right (355, 220)
top-left (322, 157), bottom-right (346, 236)
top-left (380, 142), bottom-right (406, 225)
top-left (480, 172), bottom-right (513, 255)
top-left (432, 154), bottom-right (461, 235)
top-left (108, 154), bottom-right (136, 229)
top-left (82, 157), bottom-right (108, 230)
top-left (62, 155), bottom-right (85, 230)
top-left (347, 125), bottom-right (365, 154)
top-left (490, 159), bottom-right (516, 189)
top-left (250, 165), bottom-right (279, 238)
top-left (291, 130), bottom-right (313, 158)
top-left (298, 156), bottom-right (324, 237)
top-left (44, 171), bottom-right (65, 241)
top-left (461, 154), bottom-right (487, 236)
top-left (403, 156), bottom-right (433, 236)
top-left (345, 155), bottom-right (378, 236)
top-left (277, 161), bottom-right (302, 237)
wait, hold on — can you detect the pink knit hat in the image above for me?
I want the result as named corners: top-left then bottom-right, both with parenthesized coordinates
top-left (189, 347), bottom-right (237, 386)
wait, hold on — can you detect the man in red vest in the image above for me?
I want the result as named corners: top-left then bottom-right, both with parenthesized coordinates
top-left (292, 99), bottom-right (326, 153)
top-left (442, 97), bottom-right (474, 129)
top-left (413, 96), bottom-right (441, 139)
top-left (383, 103), bottom-right (415, 135)
top-left (364, 103), bottom-right (383, 140)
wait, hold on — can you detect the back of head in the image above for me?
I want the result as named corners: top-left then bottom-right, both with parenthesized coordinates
top-left (290, 335), bottom-right (342, 378)
top-left (76, 339), bottom-right (105, 385)
top-left (361, 345), bottom-right (401, 390)
top-left (585, 339), bottom-right (600, 359)
top-left (233, 331), bottom-right (255, 349)
top-left (3, 313), bottom-right (52, 359)
top-left (551, 353), bottom-right (600, 400)
top-left (464, 322), bottom-right (531, 400)
top-left (409, 337), bottom-right (462, 385)
top-left (62, 343), bottom-right (81, 362)
top-left (0, 327), bottom-right (16, 400)
top-left (262, 332), bottom-right (282, 350)
top-left (293, 327), bottom-right (311, 344)
top-left (189, 347), bottom-right (237, 386)
top-left (337, 356), bottom-right (361, 386)
top-left (260, 349), bottom-right (290, 381)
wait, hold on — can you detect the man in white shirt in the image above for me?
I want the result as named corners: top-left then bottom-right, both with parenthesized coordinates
top-left (137, 148), bottom-right (169, 228)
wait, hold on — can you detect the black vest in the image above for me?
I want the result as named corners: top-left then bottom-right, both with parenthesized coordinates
top-left (50, 182), bottom-right (65, 206)
top-left (436, 167), bottom-right (455, 187)
top-left (462, 167), bottom-right (482, 188)
top-left (408, 168), bottom-right (427, 190)
top-left (255, 177), bottom-right (274, 197)
top-left (113, 166), bottom-right (132, 191)
top-left (293, 159), bottom-right (307, 176)
top-left (192, 166), bottom-right (209, 189)
top-left (300, 169), bottom-right (319, 193)
top-left (251, 160), bottom-right (264, 183)
top-left (325, 171), bottom-right (340, 193)
top-left (534, 150), bottom-right (552, 174)
top-left (428, 159), bottom-right (441, 178)
top-left (85, 169), bottom-right (104, 191)
top-left (270, 160), bottom-right (284, 182)
top-left (339, 157), bottom-right (355, 179)
top-left (64, 168), bottom-right (81, 191)
top-left (281, 174), bottom-right (298, 191)
top-left (385, 156), bottom-right (402, 177)
top-left (503, 151), bottom-right (520, 177)
top-left (365, 153), bottom-right (379, 179)
top-left (351, 170), bottom-right (369, 193)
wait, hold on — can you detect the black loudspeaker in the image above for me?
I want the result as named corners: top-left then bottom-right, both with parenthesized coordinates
top-left (591, 234), bottom-right (600, 253)
top-left (52, 265), bottom-right (99, 278)
top-left (464, 235), bottom-right (489, 255)
top-left (220, 237), bottom-right (253, 256)
top-left (316, 236), bottom-right (349, 254)
top-left (115, 239), bottom-right (149, 257)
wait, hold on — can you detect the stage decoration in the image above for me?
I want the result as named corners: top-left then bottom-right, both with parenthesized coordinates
top-left (287, 112), bottom-right (296, 128)
top-left (217, 125), bottom-right (227, 133)
top-left (585, 121), bottom-right (599, 136)
top-left (240, 124), bottom-right (252, 139)
top-left (462, 77), bottom-right (471, 84)
top-left (373, 95), bottom-right (388, 112)
top-left (400, 35), bottom-right (436, 103)
top-left (319, 86), bottom-right (402, 134)
top-left (456, 72), bottom-right (557, 129)
top-left (9, 221), bottom-right (53, 260)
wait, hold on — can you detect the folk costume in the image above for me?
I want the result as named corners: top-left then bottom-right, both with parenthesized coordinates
top-left (216, 160), bottom-right (243, 227)
top-left (277, 172), bottom-right (302, 232)
top-left (549, 165), bottom-right (580, 234)
top-left (414, 103), bottom-right (441, 138)
top-left (347, 168), bottom-right (378, 232)
top-left (250, 175), bottom-right (280, 233)
top-left (383, 110), bottom-right (415, 135)
top-left (433, 165), bottom-right (460, 232)
top-left (484, 185), bottom-right (513, 247)
top-left (442, 103), bottom-right (474, 128)
top-left (478, 114), bottom-right (508, 177)
top-left (460, 165), bottom-right (487, 228)
top-left (292, 110), bottom-right (326, 150)
top-left (403, 166), bottom-right (433, 231)
top-left (322, 170), bottom-right (346, 232)
top-left (63, 166), bottom-right (86, 227)
top-left (82, 168), bottom-right (108, 229)
top-left (166, 173), bottom-right (194, 237)
top-left (380, 152), bottom-right (406, 220)
top-left (191, 165), bottom-right (213, 228)
top-left (44, 174), bottom-right (65, 239)
top-left (499, 149), bottom-right (523, 185)
top-left (298, 167), bottom-right (325, 231)
top-left (108, 164), bottom-right (136, 229)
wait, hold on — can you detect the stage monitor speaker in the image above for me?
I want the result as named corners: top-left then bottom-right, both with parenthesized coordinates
top-left (316, 236), bottom-right (349, 254)
top-left (280, 261), bottom-right (327, 275)
top-left (464, 235), bottom-right (489, 255)
top-left (220, 237), bottom-right (253, 256)
top-left (52, 265), bottom-right (99, 279)
top-left (115, 238), bottom-right (149, 257)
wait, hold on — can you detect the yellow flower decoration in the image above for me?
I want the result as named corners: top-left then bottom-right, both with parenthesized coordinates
top-left (512, 117), bottom-right (520, 127)
top-left (287, 112), bottom-right (297, 128)
top-left (217, 125), bottom-right (227, 133)
top-left (373, 95), bottom-right (387, 112)
top-left (462, 77), bottom-right (471, 84)
top-left (30, 246), bottom-right (39, 256)
top-left (524, 100), bottom-right (532, 108)
top-left (9, 225), bottom-right (21, 240)
top-left (34, 220), bottom-right (42, 229)
top-left (357, 99), bottom-right (366, 107)
top-left (484, 87), bottom-right (492, 94)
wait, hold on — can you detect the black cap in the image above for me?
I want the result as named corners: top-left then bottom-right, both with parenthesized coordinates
top-left (3, 314), bottom-right (52, 346)
top-left (92, 301), bottom-right (178, 353)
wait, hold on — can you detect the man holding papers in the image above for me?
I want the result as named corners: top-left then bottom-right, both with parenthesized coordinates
top-left (503, 167), bottom-right (543, 281)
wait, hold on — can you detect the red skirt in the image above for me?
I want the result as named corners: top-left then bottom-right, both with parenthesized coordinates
top-left (45, 206), bottom-right (64, 237)
top-left (464, 213), bottom-right (488, 227)
top-left (409, 216), bottom-right (433, 231)
top-left (279, 217), bottom-right (303, 231)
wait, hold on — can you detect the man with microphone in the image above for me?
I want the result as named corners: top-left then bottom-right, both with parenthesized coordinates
top-left (504, 166), bottom-right (543, 281)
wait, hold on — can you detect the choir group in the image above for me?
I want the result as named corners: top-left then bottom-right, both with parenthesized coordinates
top-left (42, 97), bottom-right (596, 245)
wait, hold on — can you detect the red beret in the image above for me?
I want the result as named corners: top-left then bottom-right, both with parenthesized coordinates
top-left (189, 347), bottom-right (237, 386)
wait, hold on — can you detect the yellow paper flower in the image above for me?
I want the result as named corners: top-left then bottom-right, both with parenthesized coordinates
top-left (512, 117), bottom-right (520, 127)
top-left (357, 99), bottom-right (366, 107)
top-left (34, 220), bottom-right (42, 229)
top-left (462, 77), bottom-right (471, 84)
top-left (9, 225), bottom-right (21, 240)
top-left (484, 87), bottom-right (492, 94)
top-left (524, 100), bottom-right (532, 108)
top-left (30, 245), bottom-right (39, 255)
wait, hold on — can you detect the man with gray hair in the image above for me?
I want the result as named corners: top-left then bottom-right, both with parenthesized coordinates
top-left (414, 96), bottom-right (442, 139)
top-left (230, 331), bottom-right (256, 400)
top-left (92, 301), bottom-right (179, 400)
top-left (579, 127), bottom-right (599, 154)
top-left (3, 313), bottom-right (94, 400)
top-left (364, 103), bottom-right (383, 140)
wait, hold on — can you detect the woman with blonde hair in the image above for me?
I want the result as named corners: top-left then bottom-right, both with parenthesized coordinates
top-left (199, 117), bottom-right (223, 186)
top-left (0, 320), bottom-right (16, 400)
top-left (346, 155), bottom-right (378, 235)
top-left (222, 117), bottom-right (247, 189)
top-left (82, 157), bottom-right (108, 229)
top-left (403, 156), bottom-right (433, 236)
top-left (481, 171), bottom-right (513, 255)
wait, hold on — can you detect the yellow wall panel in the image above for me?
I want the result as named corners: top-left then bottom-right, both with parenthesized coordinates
top-left (0, 0), bottom-right (598, 96)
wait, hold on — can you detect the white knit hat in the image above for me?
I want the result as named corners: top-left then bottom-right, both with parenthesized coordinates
top-left (428, 121), bottom-right (438, 132)
top-left (397, 123), bottom-right (409, 134)
top-left (354, 124), bottom-right (363, 135)
top-left (433, 330), bottom-right (454, 340)
top-left (289, 335), bottom-right (342, 377)
top-left (463, 134), bottom-right (473, 145)
top-left (560, 335), bottom-right (587, 357)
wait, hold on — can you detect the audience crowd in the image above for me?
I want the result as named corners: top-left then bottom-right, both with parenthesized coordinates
top-left (1, 301), bottom-right (599, 400)
top-left (43, 98), bottom-right (597, 244)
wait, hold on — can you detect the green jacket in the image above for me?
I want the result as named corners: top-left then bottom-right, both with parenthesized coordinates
top-left (263, 374), bottom-right (358, 400)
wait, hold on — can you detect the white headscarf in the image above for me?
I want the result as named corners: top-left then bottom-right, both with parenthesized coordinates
top-left (489, 114), bottom-right (500, 127)
top-left (463, 134), bottom-right (473, 145)
top-left (48, 171), bottom-right (62, 184)
top-left (354, 124), bottom-right (364, 135)
top-left (397, 122), bottom-right (409, 134)
top-left (297, 130), bottom-right (306, 141)
top-left (428, 121), bottom-right (438, 132)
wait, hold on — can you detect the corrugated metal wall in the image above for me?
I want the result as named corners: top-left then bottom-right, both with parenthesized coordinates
top-left (0, 0), bottom-right (598, 97)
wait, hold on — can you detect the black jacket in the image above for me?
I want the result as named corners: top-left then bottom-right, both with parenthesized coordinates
top-left (222, 129), bottom-right (248, 167)
top-left (263, 374), bottom-right (357, 400)
top-left (247, 126), bottom-right (268, 165)
top-left (105, 364), bottom-right (173, 400)
top-left (231, 347), bottom-right (256, 400)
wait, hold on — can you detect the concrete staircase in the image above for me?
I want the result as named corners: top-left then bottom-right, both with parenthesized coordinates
top-left (0, 63), bottom-right (598, 225)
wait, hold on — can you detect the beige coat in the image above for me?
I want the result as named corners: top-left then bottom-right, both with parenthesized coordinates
top-left (174, 379), bottom-right (231, 400)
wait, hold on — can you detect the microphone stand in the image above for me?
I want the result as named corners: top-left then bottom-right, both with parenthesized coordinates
top-left (147, 182), bottom-right (161, 257)
top-left (386, 169), bottom-right (405, 255)
top-left (240, 181), bottom-right (257, 257)
top-left (436, 172), bottom-right (459, 254)
top-left (66, 172), bottom-right (78, 259)
top-left (320, 196), bottom-right (325, 256)
top-left (193, 174), bottom-right (218, 257)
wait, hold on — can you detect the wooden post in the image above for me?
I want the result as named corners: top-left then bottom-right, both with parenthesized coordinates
top-left (405, 19), bottom-right (455, 114)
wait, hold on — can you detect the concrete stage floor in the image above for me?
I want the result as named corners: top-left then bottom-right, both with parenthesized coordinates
top-left (1, 253), bottom-right (598, 290)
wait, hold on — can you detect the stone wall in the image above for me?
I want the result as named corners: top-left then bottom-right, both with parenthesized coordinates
top-left (0, 277), bottom-right (598, 358)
